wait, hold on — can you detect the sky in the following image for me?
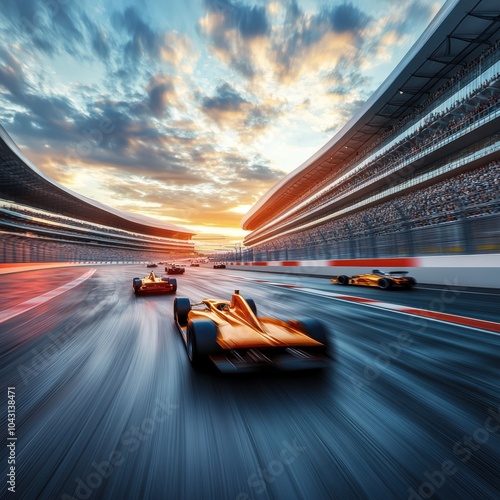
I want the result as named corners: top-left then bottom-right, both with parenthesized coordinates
top-left (0, 0), bottom-right (446, 248)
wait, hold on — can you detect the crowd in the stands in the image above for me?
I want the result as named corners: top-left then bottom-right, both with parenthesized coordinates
top-left (0, 233), bottom-right (177, 263)
top-left (0, 202), bottom-right (190, 246)
top-left (288, 72), bottom-right (499, 221)
top-left (284, 41), bottom-right (500, 222)
top-left (252, 161), bottom-right (499, 253)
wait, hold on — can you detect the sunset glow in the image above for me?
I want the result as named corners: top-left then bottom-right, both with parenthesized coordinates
top-left (0, 0), bottom-right (445, 243)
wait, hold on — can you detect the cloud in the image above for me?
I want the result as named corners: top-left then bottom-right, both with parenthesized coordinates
top-left (1, 0), bottom-right (92, 58)
top-left (326, 2), bottom-right (370, 34)
top-left (199, 0), bottom-right (270, 77)
top-left (0, 47), bottom-right (82, 143)
top-left (233, 160), bottom-right (284, 184)
top-left (44, 144), bottom-right (284, 235)
top-left (325, 55), bottom-right (372, 99)
top-left (0, 49), bottom-right (25, 99)
top-left (203, 0), bottom-right (269, 39)
top-left (199, 81), bottom-right (283, 143)
top-left (270, 2), bottom-right (372, 83)
top-left (82, 14), bottom-right (112, 60)
top-left (1, 38), bottom-right (188, 168)
top-left (147, 74), bottom-right (177, 117)
top-left (196, 0), bottom-right (438, 147)
top-left (4, 69), bottom-right (283, 228)
top-left (201, 82), bottom-right (250, 124)
top-left (384, 0), bottom-right (435, 38)
top-left (160, 32), bottom-right (197, 72)
top-left (112, 6), bottom-right (164, 62)
top-left (199, 0), bottom-right (372, 84)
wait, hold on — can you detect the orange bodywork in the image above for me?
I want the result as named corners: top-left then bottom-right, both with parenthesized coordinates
top-left (188, 294), bottom-right (322, 350)
top-left (331, 270), bottom-right (416, 289)
top-left (133, 271), bottom-right (176, 294)
top-left (175, 290), bottom-right (330, 371)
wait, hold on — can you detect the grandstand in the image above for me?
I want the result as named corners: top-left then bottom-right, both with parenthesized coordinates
top-left (0, 126), bottom-right (196, 263)
top-left (241, 0), bottom-right (500, 262)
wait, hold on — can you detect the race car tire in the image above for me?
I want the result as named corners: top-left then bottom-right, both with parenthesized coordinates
top-left (133, 278), bottom-right (142, 294)
top-left (243, 298), bottom-right (257, 316)
top-left (378, 278), bottom-right (393, 290)
top-left (337, 275), bottom-right (350, 285)
top-left (291, 318), bottom-right (331, 359)
top-left (187, 319), bottom-right (218, 369)
top-left (169, 278), bottom-right (177, 293)
top-left (404, 277), bottom-right (417, 289)
top-left (174, 297), bottom-right (191, 326)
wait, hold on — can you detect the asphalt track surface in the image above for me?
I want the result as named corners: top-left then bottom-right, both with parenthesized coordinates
top-left (1, 265), bottom-right (499, 500)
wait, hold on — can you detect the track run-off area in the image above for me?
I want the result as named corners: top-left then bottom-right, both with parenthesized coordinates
top-left (0, 264), bottom-right (499, 500)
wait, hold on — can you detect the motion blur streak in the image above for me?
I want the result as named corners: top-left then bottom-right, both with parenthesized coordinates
top-left (0, 265), bottom-right (499, 499)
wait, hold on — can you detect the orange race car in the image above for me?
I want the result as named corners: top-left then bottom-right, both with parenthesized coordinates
top-left (331, 269), bottom-right (417, 290)
top-left (132, 271), bottom-right (177, 294)
top-left (174, 290), bottom-right (331, 372)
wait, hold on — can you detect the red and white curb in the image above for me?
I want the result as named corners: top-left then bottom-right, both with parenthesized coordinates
top-left (228, 257), bottom-right (421, 267)
top-left (231, 276), bottom-right (500, 334)
top-left (0, 269), bottom-right (96, 324)
top-left (227, 255), bottom-right (500, 268)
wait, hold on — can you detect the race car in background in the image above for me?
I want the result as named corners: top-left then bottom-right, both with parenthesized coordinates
top-left (146, 262), bottom-right (158, 268)
top-left (213, 263), bottom-right (226, 269)
top-left (174, 289), bottom-right (331, 372)
top-left (132, 271), bottom-right (177, 294)
top-left (165, 263), bottom-right (186, 274)
top-left (331, 270), bottom-right (417, 289)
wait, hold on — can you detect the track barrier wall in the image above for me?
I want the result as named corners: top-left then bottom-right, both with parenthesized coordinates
top-left (224, 254), bottom-right (500, 289)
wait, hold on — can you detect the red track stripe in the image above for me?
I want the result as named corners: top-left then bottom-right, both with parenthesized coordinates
top-left (0, 269), bottom-right (96, 324)
top-left (326, 258), bottom-right (419, 267)
top-left (339, 296), bottom-right (379, 303)
top-left (399, 308), bottom-right (500, 333)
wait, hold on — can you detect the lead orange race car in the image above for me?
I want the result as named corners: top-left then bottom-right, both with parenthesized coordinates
top-left (174, 290), bottom-right (331, 372)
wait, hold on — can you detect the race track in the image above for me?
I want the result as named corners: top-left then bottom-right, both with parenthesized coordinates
top-left (1, 265), bottom-right (499, 500)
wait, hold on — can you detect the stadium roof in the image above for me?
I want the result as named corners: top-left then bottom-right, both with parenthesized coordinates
top-left (242, 0), bottom-right (500, 231)
top-left (0, 125), bottom-right (195, 239)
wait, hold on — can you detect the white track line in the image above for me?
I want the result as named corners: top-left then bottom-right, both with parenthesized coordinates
top-left (414, 286), bottom-right (499, 296)
top-left (0, 269), bottom-right (96, 324)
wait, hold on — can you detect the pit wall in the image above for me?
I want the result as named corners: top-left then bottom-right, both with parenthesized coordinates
top-left (224, 255), bottom-right (500, 289)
